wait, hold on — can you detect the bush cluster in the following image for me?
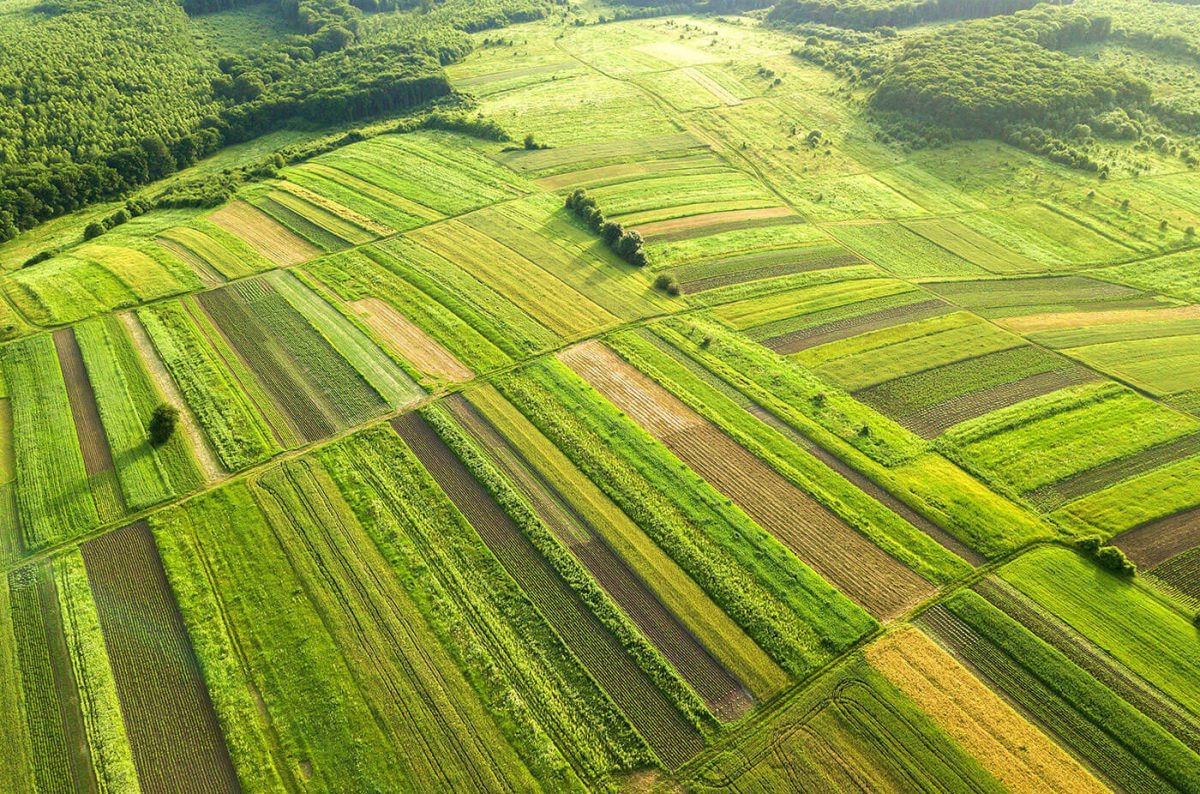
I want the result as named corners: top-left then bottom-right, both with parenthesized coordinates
top-left (1075, 536), bottom-right (1137, 577)
top-left (565, 189), bottom-right (648, 267)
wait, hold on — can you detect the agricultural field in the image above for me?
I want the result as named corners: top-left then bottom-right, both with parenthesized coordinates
top-left (4, 0), bottom-right (1200, 790)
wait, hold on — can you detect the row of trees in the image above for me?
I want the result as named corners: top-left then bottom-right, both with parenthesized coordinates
top-left (768, 0), bottom-right (1066, 31)
top-left (565, 190), bottom-right (649, 267)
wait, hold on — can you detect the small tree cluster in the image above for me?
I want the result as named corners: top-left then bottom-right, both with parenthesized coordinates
top-left (654, 273), bottom-right (681, 296)
top-left (148, 403), bottom-right (179, 447)
top-left (1075, 536), bottom-right (1137, 577)
top-left (565, 189), bottom-right (648, 267)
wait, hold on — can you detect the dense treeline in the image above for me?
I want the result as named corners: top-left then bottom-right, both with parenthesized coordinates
top-left (768, 0), bottom-right (1068, 30)
top-left (565, 190), bottom-right (649, 267)
top-left (871, 9), bottom-right (1150, 140)
top-left (0, 0), bottom-right (553, 241)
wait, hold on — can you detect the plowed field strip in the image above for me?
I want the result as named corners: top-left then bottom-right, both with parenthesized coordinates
top-left (1114, 503), bottom-right (1200, 573)
top-left (976, 578), bottom-right (1200, 754)
top-left (52, 329), bottom-right (116, 480)
top-left (763, 300), bottom-right (951, 355)
top-left (743, 404), bottom-right (984, 565)
top-left (444, 394), bottom-right (751, 721)
top-left (884, 367), bottom-right (1098, 440)
top-left (1151, 548), bottom-right (1200, 604)
top-left (1028, 433), bottom-right (1200, 513)
top-left (391, 412), bottom-right (704, 769)
top-left (81, 522), bottom-right (238, 794)
top-left (561, 341), bottom-right (934, 619)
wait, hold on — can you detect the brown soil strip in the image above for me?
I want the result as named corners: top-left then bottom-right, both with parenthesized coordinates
top-left (976, 577), bottom-right (1200, 754)
top-left (348, 298), bottom-right (473, 384)
top-left (890, 367), bottom-right (1099, 440)
top-left (154, 238), bottom-right (225, 287)
top-left (1150, 547), bottom-right (1200, 605)
top-left (1114, 504), bottom-right (1200, 570)
top-left (82, 522), bottom-right (238, 794)
top-left (744, 404), bottom-right (986, 566)
top-left (867, 627), bottom-right (1105, 794)
top-left (763, 299), bottom-right (952, 355)
top-left (999, 304), bottom-right (1200, 335)
top-left (1028, 432), bottom-right (1200, 512)
top-left (561, 341), bottom-right (934, 619)
top-left (636, 207), bottom-right (797, 242)
top-left (118, 312), bottom-right (223, 482)
top-left (444, 394), bottom-right (752, 722)
top-left (682, 253), bottom-right (862, 294)
top-left (208, 200), bottom-right (321, 267)
top-left (391, 411), bottom-right (705, 768)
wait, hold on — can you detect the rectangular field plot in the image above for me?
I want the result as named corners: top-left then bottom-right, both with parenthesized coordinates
top-left (830, 222), bottom-right (986, 278)
top-left (156, 221), bottom-right (273, 283)
top-left (940, 382), bottom-right (1199, 503)
top-left (1054, 454), bottom-right (1200, 539)
top-left (498, 131), bottom-right (705, 177)
top-left (679, 651), bottom-right (1002, 793)
top-left (855, 346), bottom-right (1098, 439)
top-left (533, 152), bottom-right (725, 192)
top-left (1067, 334), bottom-right (1200, 399)
top-left (560, 340), bottom-right (935, 619)
top-left (921, 588), bottom-right (1200, 793)
top-left (81, 523), bottom-right (238, 793)
top-left (792, 311), bottom-right (1024, 392)
top-left (904, 216), bottom-right (1040, 274)
top-left (282, 162), bottom-right (441, 232)
top-left (407, 219), bottom-right (620, 340)
top-left (5, 242), bottom-right (202, 325)
top-left (1097, 249), bottom-right (1200, 305)
top-left (207, 199), bottom-right (322, 266)
top-left (924, 275), bottom-right (1166, 319)
top-left (956, 203), bottom-right (1139, 267)
top-left (589, 169), bottom-right (777, 226)
top-left (392, 411), bottom-right (706, 769)
top-left (196, 277), bottom-right (390, 444)
top-left (3, 335), bottom-right (100, 548)
top-left (248, 182), bottom-right (388, 250)
top-left (668, 241), bottom-right (862, 294)
top-left (1115, 504), bottom-right (1200, 572)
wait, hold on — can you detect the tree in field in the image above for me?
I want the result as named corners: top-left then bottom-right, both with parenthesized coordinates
top-left (83, 221), bottom-right (106, 240)
top-left (148, 403), bottom-right (180, 446)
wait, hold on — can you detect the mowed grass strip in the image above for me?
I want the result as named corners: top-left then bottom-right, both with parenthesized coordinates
top-left (407, 220), bottom-right (617, 339)
top-left (136, 301), bottom-right (279, 471)
top-left (207, 199), bottom-right (322, 266)
top-left (866, 627), bottom-right (1106, 794)
top-left (831, 222), bottom-right (986, 278)
top-left (283, 164), bottom-right (429, 232)
top-left (75, 316), bottom-right (203, 511)
top-left (157, 220), bottom-right (274, 280)
top-left (393, 411), bottom-right (707, 769)
top-left (671, 244), bottom-right (863, 294)
top-left (81, 522), bottom-right (238, 794)
top-left (3, 335), bottom-right (99, 548)
top-left (562, 341), bottom-right (936, 619)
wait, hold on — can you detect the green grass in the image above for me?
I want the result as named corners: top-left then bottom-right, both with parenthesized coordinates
top-left (588, 170), bottom-right (776, 221)
top-left (75, 315), bottom-right (202, 510)
top-left (0, 566), bottom-right (36, 792)
top-left (267, 270), bottom-right (423, 409)
top-left (1096, 250), bottom-right (1200, 304)
top-left (904, 216), bottom-right (1040, 274)
top-left (282, 165), bottom-right (429, 232)
top-left (157, 221), bottom-right (273, 280)
top-left (1069, 335), bottom-right (1200, 397)
top-left (609, 328), bottom-right (970, 586)
top-left (1001, 546), bottom-right (1200, 717)
top-left (831, 222), bottom-right (986, 278)
top-left (924, 276), bottom-right (1150, 315)
top-left (711, 277), bottom-right (914, 333)
top-left (136, 301), bottom-right (279, 471)
top-left (2, 335), bottom-right (98, 548)
top-left (649, 222), bottom-right (832, 270)
top-left (496, 358), bottom-right (877, 679)
top-left (940, 382), bottom-right (1198, 497)
top-left (1052, 455), bottom-right (1200, 538)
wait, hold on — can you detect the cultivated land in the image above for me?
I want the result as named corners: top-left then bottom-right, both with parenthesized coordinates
top-left (3, 0), bottom-right (1200, 791)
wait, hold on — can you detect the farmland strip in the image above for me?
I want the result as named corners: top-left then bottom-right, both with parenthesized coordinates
top-left (81, 522), bottom-right (238, 794)
top-left (347, 298), bottom-right (473, 383)
top-left (681, 252), bottom-right (862, 294)
top-left (636, 207), bottom-right (799, 243)
top-left (52, 328), bottom-right (125, 521)
top-left (1114, 504), bottom-right (1200, 570)
top-left (391, 411), bottom-right (705, 768)
top-left (207, 200), bottom-right (321, 266)
top-left (444, 393), bottom-right (752, 721)
top-left (763, 299), bottom-right (952, 355)
top-left (154, 237), bottom-right (224, 286)
top-left (561, 341), bottom-right (934, 619)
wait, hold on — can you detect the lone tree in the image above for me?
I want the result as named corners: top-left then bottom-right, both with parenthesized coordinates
top-left (148, 403), bottom-right (179, 446)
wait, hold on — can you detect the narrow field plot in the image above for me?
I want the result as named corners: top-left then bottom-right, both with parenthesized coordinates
top-left (3, 336), bottom-right (99, 548)
top-left (649, 221), bottom-right (834, 271)
top-left (248, 191), bottom-right (354, 252)
top-left (455, 385), bottom-right (787, 707)
top-left (831, 222), bottom-right (986, 278)
top-left (268, 270), bottom-right (422, 409)
top-left (905, 216), bottom-right (1040, 274)
top-left (460, 196), bottom-right (673, 320)
top-left (82, 522), bottom-right (238, 793)
top-left (347, 298), bottom-right (472, 385)
top-left (636, 206), bottom-right (801, 243)
top-left (0, 564), bottom-right (37, 791)
top-left (561, 341), bottom-right (935, 619)
top-left (871, 164), bottom-right (986, 215)
top-left (856, 346), bottom-right (1093, 439)
top-left (156, 221), bottom-right (273, 281)
top-left (763, 295), bottom-right (952, 356)
top-left (633, 66), bottom-right (741, 111)
top-left (1096, 249), bottom-right (1200, 304)
top-left (922, 589), bottom-right (1200, 793)
top-left (480, 71), bottom-right (679, 149)
top-left (407, 220), bottom-right (618, 339)
top-left (589, 170), bottom-right (777, 222)
top-left (682, 653), bottom-right (1001, 793)
top-left (958, 204), bottom-right (1137, 267)
top-left (5, 243), bottom-right (200, 326)
top-left (1116, 503), bottom-right (1200, 571)
top-left (1054, 455), bottom-right (1200, 538)
top-left (207, 199), bottom-right (321, 266)
top-left (454, 60), bottom-right (584, 95)
top-left (268, 182), bottom-right (389, 243)
top-left (305, 246), bottom-right (519, 373)
top-left (1069, 335), bottom-right (1200, 397)
top-left (1001, 546), bottom-right (1200, 718)
top-left (866, 627), bottom-right (1105, 794)
top-left (711, 276), bottom-right (914, 334)
top-left (795, 311), bottom-right (1023, 392)
top-left (136, 301), bottom-right (279, 471)
top-left (76, 315), bottom-right (203, 511)
top-left (789, 171), bottom-right (928, 221)
top-left (941, 382), bottom-right (1198, 498)
top-left (925, 275), bottom-right (1157, 317)
top-left (1150, 542), bottom-right (1200, 606)
top-left (283, 163), bottom-right (433, 232)
top-left (670, 242), bottom-right (861, 293)
top-left (1004, 304), bottom-right (1200, 340)
top-left (533, 153), bottom-right (724, 192)
top-left (498, 131), bottom-right (704, 176)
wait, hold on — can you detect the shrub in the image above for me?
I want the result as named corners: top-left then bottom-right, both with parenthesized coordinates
top-left (22, 251), bottom-right (53, 268)
top-left (148, 403), bottom-right (180, 446)
top-left (654, 273), bottom-right (681, 296)
top-left (1095, 545), bottom-right (1136, 577)
top-left (83, 220), bottom-right (106, 240)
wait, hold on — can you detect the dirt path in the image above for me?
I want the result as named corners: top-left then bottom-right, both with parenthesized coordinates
top-left (119, 312), bottom-right (224, 483)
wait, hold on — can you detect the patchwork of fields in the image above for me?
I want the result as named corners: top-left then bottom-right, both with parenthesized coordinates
top-left (1, 5), bottom-right (1199, 792)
